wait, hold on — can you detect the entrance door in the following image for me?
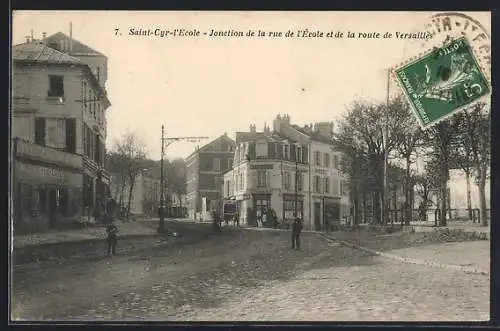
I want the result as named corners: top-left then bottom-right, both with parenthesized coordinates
top-left (47, 187), bottom-right (58, 228)
top-left (314, 202), bottom-right (321, 231)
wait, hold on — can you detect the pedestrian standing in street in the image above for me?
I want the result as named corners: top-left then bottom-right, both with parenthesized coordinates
top-left (291, 217), bottom-right (303, 250)
top-left (106, 222), bottom-right (119, 257)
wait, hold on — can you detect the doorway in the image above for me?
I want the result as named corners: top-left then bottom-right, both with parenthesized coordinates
top-left (314, 202), bottom-right (321, 231)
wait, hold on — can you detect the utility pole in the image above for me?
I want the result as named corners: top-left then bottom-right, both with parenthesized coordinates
top-left (294, 156), bottom-right (298, 219)
top-left (158, 125), bottom-right (208, 233)
top-left (383, 68), bottom-right (390, 226)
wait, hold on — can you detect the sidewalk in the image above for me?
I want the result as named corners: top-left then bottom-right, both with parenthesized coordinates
top-left (13, 221), bottom-right (158, 249)
top-left (325, 229), bottom-right (490, 275)
top-left (410, 221), bottom-right (490, 238)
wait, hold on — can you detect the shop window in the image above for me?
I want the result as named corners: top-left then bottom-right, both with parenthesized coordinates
top-left (48, 75), bottom-right (64, 98)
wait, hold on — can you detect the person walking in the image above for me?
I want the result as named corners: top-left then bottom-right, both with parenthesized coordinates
top-left (105, 222), bottom-right (119, 257)
top-left (291, 216), bottom-right (303, 250)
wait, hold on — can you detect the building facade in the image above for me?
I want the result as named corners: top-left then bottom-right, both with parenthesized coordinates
top-left (185, 134), bottom-right (235, 220)
top-left (11, 33), bottom-right (111, 233)
top-left (110, 172), bottom-right (161, 217)
top-left (223, 115), bottom-right (349, 230)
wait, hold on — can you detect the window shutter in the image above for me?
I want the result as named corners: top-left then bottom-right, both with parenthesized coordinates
top-left (34, 117), bottom-right (46, 146)
top-left (291, 144), bottom-right (296, 161)
top-left (65, 118), bottom-right (76, 153)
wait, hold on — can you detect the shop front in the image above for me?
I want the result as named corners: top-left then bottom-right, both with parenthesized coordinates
top-left (13, 139), bottom-right (83, 234)
top-left (323, 197), bottom-right (341, 231)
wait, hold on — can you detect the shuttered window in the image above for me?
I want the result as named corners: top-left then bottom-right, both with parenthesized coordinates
top-left (34, 117), bottom-right (46, 146)
top-left (65, 118), bottom-right (76, 153)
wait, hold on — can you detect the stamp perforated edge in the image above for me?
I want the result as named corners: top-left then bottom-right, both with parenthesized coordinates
top-left (391, 35), bottom-right (491, 130)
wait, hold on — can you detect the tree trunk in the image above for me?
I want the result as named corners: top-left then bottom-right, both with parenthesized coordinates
top-left (439, 181), bottom-right (447, 226)
top-left (362, 193), bottom-right (367, 224)
top-left (404, 156), bottom-right (412, 225)
top-left (421, 187), bottom-right (429, 222)
top-left (374, 191), bottom-right (381, 224)
top-left (126, 176), bottom-right (136, 220)
top-left (465, 170), bottom-right (473, 221)
top-left (478, 171), bottom-right (488, 226)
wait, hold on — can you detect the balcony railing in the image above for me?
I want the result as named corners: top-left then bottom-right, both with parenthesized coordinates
top-left (14, 138), bottom-right (82, 170)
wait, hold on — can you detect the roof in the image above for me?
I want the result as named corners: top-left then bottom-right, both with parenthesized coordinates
top-left (185, 134), bottom-right (235, 161)
top-left (13, 41), bottom-right (111, 108)
top-left (12, 41), bottom-right (84, 66)
top-left (235, 131), bottom-right (298, 145)
top-left (45, 32), bottom-right (106, 57)
top-left (290, 125), bottom-right (333, 144)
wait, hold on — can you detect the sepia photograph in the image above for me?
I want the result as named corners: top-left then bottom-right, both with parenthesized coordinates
top-left (10, 11), bottom-right (491, 322)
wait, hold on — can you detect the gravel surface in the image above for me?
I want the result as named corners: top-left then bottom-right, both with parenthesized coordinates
top-left (11, 228), bottom-right (489, 322)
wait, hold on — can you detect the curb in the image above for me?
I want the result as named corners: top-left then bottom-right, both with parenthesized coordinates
top-left (323, 234), bottom-right (489, 276)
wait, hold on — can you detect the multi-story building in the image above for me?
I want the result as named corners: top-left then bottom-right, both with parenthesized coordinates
top-left (185, 134), bottom-right (235, 220)
top-left (11, 32), bottom-right (111, 233)
top-left (224, 115), bottom-right (349, 230)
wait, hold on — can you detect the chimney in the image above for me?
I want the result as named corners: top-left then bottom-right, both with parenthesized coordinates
top-left (41, 32), bottom-right (47, 44)
top-left (25, 36), bottom-right (30, 43)
top-left (250, 124), bottom-right (256, 133)
top-left (30, 29), bottom-right (34, 40)
top-left (69, 22), bottom-right (73, 52)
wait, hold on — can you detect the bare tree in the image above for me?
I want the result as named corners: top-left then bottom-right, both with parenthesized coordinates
top-left (334, 96), bottom-right (410, 224)
top-left (461, 102), bottom-right (490, 226)
top-left (424, 117), bottom-right (461, 226)
top-left (394, 100), bottom-right (424, 225)
top-left (111, 131), bottom-right (148, 220)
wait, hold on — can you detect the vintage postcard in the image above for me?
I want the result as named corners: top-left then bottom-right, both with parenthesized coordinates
top-left (10, 11), bottom-right (491, 322)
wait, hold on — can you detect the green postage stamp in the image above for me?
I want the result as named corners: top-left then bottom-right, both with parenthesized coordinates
top-left (394, 36), bottom-right (490, 129)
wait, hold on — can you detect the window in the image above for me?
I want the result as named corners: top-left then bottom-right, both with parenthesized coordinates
top-left (227, 158), bottom-right (233, 170)
top-left (332, 178), bottom-right (339, 195)
top-left (48, 75), bottom-right (64, 98)
top-left (296, 172), bottom-right (303, 191)
top-left (93, 97), bottom-right (97, 120)
top-left (83, 82), bottom-right (88, 111)
top-left (257, 171), bottom-right (267, 187)
top-left (334, 155), bottom-right (339, 169)
top-left (34, 117), bottom-right (46, 146)
top-left (297, 147), bottom-right (302, 163)
top-left (239, 173), bottom-right (244, 190)
top-left (284, 145), bottom-right (290, 160)
top-left (255, 199), bottom-right (270, 217)
top-left (324, 177), bottom-right (330, 194)
top-left (284, 172), bottom-right (291, 190)
top-left (256, 142), bottom-right (268, 158)
top-left (213, 158), bottom-right (221, 172)
top-left (88, 90), bottom-right (93, 115)
top-left (314, 176), bottom-right (321, 193)
top-left (315, 151), bottom-right (321, 166)
top-left (324, 153), bottom-right (330, 167)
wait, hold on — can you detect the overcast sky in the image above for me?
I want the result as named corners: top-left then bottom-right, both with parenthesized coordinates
top-left (12, 11), bottom-right (490, 161)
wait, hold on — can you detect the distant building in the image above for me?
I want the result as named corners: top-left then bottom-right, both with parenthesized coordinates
top-left (185, 134), bottom-right (236, 220)
top-left (110, 172), bottom-right (161, 217)
top-left (11, 31), bottom-right (111, 233)
top-left (223, 115), bottom-right (349, 230)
